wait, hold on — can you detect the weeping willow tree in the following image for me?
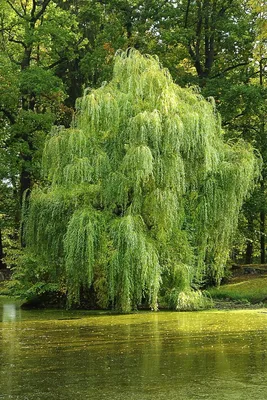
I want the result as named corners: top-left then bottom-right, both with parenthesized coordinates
top-left (23, 50), bottom-right (259, 312)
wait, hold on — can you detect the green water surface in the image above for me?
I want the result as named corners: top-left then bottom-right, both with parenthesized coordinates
top-left (1, 297), bottom-right (267, 400)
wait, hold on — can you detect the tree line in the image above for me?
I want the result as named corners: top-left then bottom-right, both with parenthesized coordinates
top-left (0, 0), bottom-right (266, 308)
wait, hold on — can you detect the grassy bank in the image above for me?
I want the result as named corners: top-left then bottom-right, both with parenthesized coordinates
top-left (208, 275), bottom-right (267, 305)
top-left (0, 281), bottom-right (12, 296)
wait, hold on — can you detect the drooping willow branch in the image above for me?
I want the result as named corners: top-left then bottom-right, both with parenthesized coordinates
top-left (24, 49), bottom-right (260, 312)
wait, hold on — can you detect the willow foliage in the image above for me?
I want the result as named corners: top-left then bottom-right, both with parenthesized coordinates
top-left (24, 50), bottom-right (259, 312)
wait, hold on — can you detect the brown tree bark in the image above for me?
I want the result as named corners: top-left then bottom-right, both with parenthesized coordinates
top-left (245, 215), bottom-right (254, 264)
top-left (0, 227), bottom-right (6, 270)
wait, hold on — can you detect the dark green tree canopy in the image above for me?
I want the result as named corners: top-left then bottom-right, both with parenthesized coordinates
top-left (24, 50), bottom-right (259, 312)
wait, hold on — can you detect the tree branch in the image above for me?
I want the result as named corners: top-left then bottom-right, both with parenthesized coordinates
top-left (223, 113), bottom-right (245, 126)
top-left (20, 0), bottom-right (27, 15)
top-left (6, 0), bottom-right (24, 18)
top-left (8, 37), bottom-right (27, 48)
top-left (184, 0), bottom-right (191, 28)
top-left (31, 0), bottom-right (37, 20)
top-left (7, 53), bottom-right (21, 66)
top-left (46, 57), bottom-right (68, 70)
top-left (35, 0), bottom-right (51, 22)
top-left (211, 62), bottom-right (249, 79)
top-left (217, 0), bottom-right (234, 18)
top-left (0, 107), bottom-right (16, 125)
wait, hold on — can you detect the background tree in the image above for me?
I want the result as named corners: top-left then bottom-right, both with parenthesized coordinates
top-left (0, 0), bottom-right (87, 264)
top-left (149, 0), bottom-right (267, 264)
top-left (250, 0), bottom-right (267, 263)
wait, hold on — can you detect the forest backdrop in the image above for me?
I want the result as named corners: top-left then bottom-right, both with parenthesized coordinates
top-left (0, 0), bottom-right (266, 308)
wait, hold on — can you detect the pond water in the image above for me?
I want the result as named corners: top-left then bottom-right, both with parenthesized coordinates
top-left (1, 297), bottom-right (267, 400)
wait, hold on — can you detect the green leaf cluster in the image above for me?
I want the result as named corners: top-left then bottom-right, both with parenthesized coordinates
top-left (23, 50), bottom-right (260, 312)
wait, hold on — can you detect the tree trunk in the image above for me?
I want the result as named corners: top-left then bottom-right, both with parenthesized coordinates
top-left (0, 227), bottom-right (6, 270)
top-left (245, 216), bottom-right (254, 264)
top-left (20, 160), bottom-right (32, 205)
top-left (260, 210), bottom-right (265, 264)
top-left (259, 48), bottom-right (265, 263)
top-left (260, 179), bottom-right (265, 264)
top-left (245, 240), bottom-right (253, 265)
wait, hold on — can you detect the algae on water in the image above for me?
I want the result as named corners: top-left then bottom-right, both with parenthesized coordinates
top-left (23, 50), bottom-right (259, 312)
